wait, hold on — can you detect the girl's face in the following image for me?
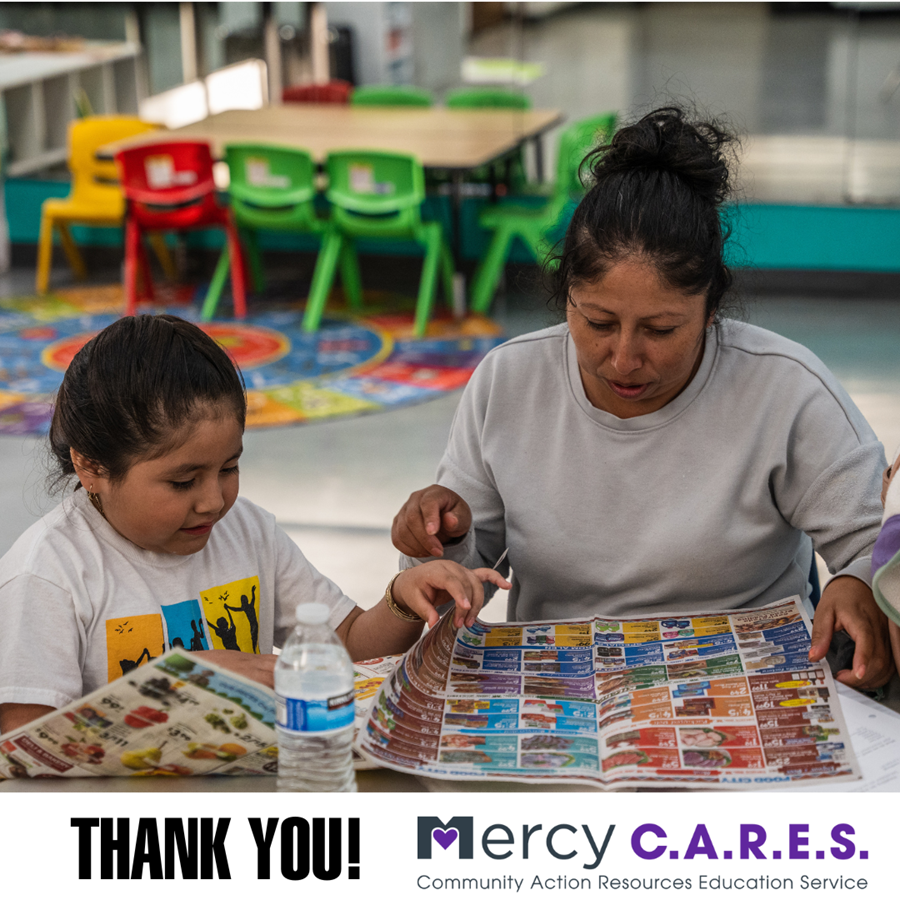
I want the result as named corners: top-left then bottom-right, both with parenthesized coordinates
top-left (566, 256), bottom-right (712, 418)
top-left (86, 410), bottom-right (243, 555)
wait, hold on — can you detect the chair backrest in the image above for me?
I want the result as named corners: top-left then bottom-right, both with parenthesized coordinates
top-left (555, 112), bottom-right (618, 200)
top-left (115, 141), bottom-right (217, 205)
top-left (325, 150), bottom-right (424, 235)
top-left (282, 80), bottom-right (353, 104)
top-left (69, 116), bottom-right (158, 194)
top-left (225, 143), bottom-right (316, 208)
top-left (445, 87), bottom-right (531, 110)
top-left (350, 85), bottom-right (433, 107)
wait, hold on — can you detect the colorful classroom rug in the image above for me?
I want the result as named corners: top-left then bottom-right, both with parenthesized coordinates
top-left (0, 284), bottom-right (505, 437)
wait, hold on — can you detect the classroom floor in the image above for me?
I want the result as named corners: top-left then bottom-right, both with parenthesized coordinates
top-left (1, 262), bottom-right (898, 625)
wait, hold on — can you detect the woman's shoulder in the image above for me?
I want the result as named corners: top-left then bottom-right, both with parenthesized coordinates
top-left (717, 319), bottom-right (828, 370)
top-left (473, 323), bottom-right (569, 378)
top-left (714, 319), bottom-right (865, 420)
top-left (715, 319), bottom-right (847, 391)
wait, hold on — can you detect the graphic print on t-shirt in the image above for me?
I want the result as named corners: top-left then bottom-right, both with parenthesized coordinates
top-left (161, 599), bottom-right (210, 651)
top-left (106, 614), bottom-right (166, 682)
top-left (200, 576), bottom-right (261, 653)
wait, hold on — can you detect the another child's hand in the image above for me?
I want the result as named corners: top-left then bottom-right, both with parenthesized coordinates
top-left (391, 562), bottom-right (511, 629)
top-left (190, 650), bottom-right (278, 689)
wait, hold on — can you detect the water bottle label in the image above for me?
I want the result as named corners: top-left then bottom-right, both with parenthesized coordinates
top-left (276, 688), bottom-right (355, 732)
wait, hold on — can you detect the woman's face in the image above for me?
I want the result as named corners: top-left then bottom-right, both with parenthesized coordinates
top-left (566, 257), bottom-right (712, 418)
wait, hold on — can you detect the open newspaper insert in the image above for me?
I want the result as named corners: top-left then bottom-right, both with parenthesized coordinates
top-left (0, 651), bottom-right (400, 779)
top-left (355, 597), bottom-right (862, 789)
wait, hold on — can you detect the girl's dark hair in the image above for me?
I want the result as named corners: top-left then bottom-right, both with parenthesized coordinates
top-left (50, 314), bottom-right (247, 485)
top-left (550, 106), bottom-right (738, 320)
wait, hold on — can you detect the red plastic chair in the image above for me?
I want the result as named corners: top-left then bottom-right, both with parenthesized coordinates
top-left (282, 80), bottom-right (353, 104)
top-left (114, 141), bottom-right (248, 318)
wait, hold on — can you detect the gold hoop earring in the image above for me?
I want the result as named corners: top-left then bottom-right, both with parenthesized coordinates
top-left (87, 484), bottom-right (105, 519)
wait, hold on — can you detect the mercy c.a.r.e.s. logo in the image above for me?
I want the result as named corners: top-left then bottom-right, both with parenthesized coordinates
top-left (417, 817), bottom-right (473, 859)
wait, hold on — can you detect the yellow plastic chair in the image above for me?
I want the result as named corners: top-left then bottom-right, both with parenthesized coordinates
top-left (36, 116), bottom-right (176, 294)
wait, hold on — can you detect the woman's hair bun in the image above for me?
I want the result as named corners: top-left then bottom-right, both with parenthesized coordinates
top-left (585, 106), bottom-right (735, 205)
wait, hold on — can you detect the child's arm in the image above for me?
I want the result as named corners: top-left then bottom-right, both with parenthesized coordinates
top-left (336, 560), bottom-right (510, 661)
top-left (0, 703), bottom-right (55, 735)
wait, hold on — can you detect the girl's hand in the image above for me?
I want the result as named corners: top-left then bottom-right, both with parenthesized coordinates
top-left (392, 485), bottom-right (472, 558)
top-left (390, 561), bottom-right (511, 629)
top-left (189, 651), bottom-right (278, 689)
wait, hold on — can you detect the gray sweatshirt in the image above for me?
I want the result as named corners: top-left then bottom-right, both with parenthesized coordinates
top-left (405, 320), bottom-right (886, 622)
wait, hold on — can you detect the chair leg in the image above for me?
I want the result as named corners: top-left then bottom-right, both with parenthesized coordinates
top-left (56, 222), bottom-right (88, 282)
top-left (36, 211), bottom-right (55, 294)
top-left (123, 218), bottom-right (143, 317)
top-left (525, 219), bottom-right (554, 267)
top-left (148, 233), bottom-right (177, 280)
top-left (338, 242), bottom-right (363, 310)
top-left (440, 239), bottom-right (454, 309)
top-left (304, 229), bottom-right (343, 333)
top-left (135, 231), bottom-right (155, 304)
top-left (414, 224), bottom-right (442, 338)
top-left (202, 249), bottom-right (231, 321)
top-left (243, 229), bottom-right (266, 294)
top-left (225, 223), bottom-right (248, 319)
top-left (470, 225), bottom-right (516, 316)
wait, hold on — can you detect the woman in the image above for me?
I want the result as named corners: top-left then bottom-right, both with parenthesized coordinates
top-left (392, 107), bottom-right (892, 691)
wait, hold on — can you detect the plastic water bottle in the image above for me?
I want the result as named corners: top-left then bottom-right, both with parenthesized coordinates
top-left (275, 602), bottom-right (357, 792)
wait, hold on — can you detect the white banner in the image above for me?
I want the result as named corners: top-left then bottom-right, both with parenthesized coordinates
top-left (0, 790), bottom-right (884, 899)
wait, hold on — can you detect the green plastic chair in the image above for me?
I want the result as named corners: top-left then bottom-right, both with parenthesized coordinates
top-left (304, 149), bottom-right (453, 337)
top-left (350, 85), bottom-right (434, 107)
top-left (445, 87), bottom-right (531, 110)
top-left (444, 87), bottom-right (533, 192)
top-left (469, 112), bottom-right (618, 315)
top-left (204, 142), bottom-right (360, 320)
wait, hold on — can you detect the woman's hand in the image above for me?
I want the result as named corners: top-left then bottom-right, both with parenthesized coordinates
top-left (391, 561), bottom-right (511, 629)
top-left (189, 651), bottom-right (278, 689)
top-left (392, 484), bottom-right (472, 558)
top-left (809, 575), bottom-right (895, 691)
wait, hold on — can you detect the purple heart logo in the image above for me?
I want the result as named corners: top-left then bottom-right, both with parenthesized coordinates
top-left (433, 828), bottom-right (458, 850)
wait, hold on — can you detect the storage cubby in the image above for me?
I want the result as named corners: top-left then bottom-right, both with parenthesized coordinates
top-left (0, 41), bottom-right (143, 177)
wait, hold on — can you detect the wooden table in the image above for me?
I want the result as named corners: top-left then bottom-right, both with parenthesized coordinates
top-left (0, 768), bottom-right (425, 793)
top-left (101, 104), bottom-right (564, 308)
top-left (102, 104), bottom-right (563, 174)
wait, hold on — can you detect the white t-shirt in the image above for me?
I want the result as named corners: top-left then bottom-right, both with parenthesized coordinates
top-left (0, 491), bottom-right (357, 710)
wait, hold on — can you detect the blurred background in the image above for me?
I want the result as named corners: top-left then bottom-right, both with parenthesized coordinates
top-left (7, 2), bottom-right (900, 200)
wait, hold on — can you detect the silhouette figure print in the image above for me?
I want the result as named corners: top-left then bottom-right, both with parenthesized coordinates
top-left (206, 608), bottom-right (240, 650)
top-left (224, 585), bottom-right (259, 653)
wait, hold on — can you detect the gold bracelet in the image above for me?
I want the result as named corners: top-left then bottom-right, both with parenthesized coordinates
top-left (384, 573), bottom-right (423, 623)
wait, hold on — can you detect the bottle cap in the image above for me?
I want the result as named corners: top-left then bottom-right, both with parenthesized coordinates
top-left (296, 602), bottom-right (330, 625)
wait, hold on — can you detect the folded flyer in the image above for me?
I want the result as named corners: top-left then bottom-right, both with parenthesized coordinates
top-left (0, 651), bottom-right (400, 780)
top-left (355, 597), bottom-right (862, 789)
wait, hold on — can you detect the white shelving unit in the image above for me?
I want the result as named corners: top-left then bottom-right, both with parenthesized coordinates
top-left (0, 41), bottom-right (144, 177)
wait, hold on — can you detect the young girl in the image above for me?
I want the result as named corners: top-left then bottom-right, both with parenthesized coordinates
top-left (0, 314), bottom-right (509, 734)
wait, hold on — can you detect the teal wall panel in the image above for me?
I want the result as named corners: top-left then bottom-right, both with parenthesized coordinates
top-left (729, 204), bottom-right (900, 272)
top-left (8, 177), bottom-right (900, 272)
